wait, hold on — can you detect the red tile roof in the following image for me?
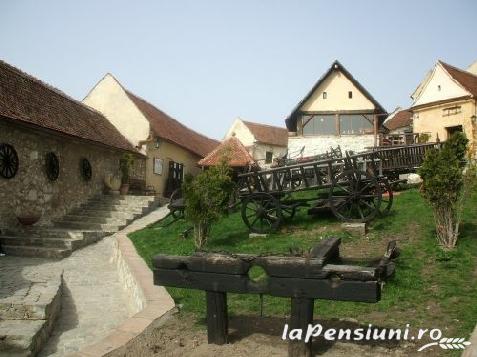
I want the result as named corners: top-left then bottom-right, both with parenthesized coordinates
top-left (198, 136), bottom-right (256, 167)
top-left (125, 91), bottom-right (219, 157)
top-left (242, 120), bottom-right (288, 147)
top-left (440, 61), bottom-right (477, 98)
top-left (384, 109), bottom-right (412, 131)
top-left (0, 59), bottom-right (138, 153)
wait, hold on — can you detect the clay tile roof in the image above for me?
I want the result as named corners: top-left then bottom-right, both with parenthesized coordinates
top-left (0, 59), bottom-right (138, 153)
top-left (198, 136), bottom-right (256, 167)
top-left (384, 109), bottom-right (413, 131)
top-left (125, 91), bottom-right (219, 157)
top-left (440, 60), bottom-right (477, 98)
top-left (242, 120), bottom-right (288, 147)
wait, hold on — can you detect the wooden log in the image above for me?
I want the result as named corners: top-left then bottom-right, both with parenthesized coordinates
top-left (206, 291), bottom-right (228, 345)
top-left (288, 297), bottom-right (314, 357)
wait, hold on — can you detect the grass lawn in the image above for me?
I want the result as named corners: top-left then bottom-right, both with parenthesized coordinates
top-left (129, 188), bottom-right (477, 340)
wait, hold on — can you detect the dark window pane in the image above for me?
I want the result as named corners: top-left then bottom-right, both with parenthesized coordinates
top-left (339, 114), bottom-right (374, 135)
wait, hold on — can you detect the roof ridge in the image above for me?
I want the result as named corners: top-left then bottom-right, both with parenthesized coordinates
top-left (439, 60), bottom-right (477, 80)
top-left (0, 59), bottom-right (104, 117)
top-left (125, 89), bottom-right (218, 143)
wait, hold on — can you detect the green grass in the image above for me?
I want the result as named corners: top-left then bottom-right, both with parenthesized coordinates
top-left (129, 188), bottom-right (477, 338)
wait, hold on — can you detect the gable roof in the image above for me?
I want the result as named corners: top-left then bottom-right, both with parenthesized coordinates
top-left (285, 60), bottom-right (387, 131)
top-left (198, 136), bottom-right (255, 167)
top-left (0, 59), bottom-right (138, 153)
top-left (241, 120), bottom-right (288, 147)
top-left (124, 91), bottom-right (219, 157)
top-left (384, 109), bottom-right (412, 131)
top-left (439, 60), bottom-right (477, 98)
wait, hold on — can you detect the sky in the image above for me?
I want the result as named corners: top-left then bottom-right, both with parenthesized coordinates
top-left (0, 0), bottom-right (476, 140)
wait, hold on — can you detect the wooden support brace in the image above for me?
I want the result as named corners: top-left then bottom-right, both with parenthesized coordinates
top-left (288, 297), bottom-right (314, 357)
top-left (206, 291), bottom-right (228, 345)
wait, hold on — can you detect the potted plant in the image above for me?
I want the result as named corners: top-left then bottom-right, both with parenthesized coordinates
top-left (119, 153), bottom-right (134, 195)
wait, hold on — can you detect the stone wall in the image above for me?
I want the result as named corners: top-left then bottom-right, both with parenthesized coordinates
top-left (0, 120), bottom-right (144, 228)
top-left (288, 135), bottom-right (375, 157)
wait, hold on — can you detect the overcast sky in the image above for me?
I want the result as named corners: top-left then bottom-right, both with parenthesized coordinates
top-left (1, 0), bottom-right (475, 140)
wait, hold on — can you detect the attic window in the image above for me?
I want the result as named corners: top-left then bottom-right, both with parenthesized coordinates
top-left (323, 92), bottom-right (327, 99)
top-left (348, 91), bottom-right (353, 99)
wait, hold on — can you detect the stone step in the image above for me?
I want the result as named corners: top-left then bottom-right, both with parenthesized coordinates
top-left (0, 236), bottom-right (78, 249)
top-left (1, 245), bottom-right (71, 259)
top-left (54, 220), bottom-right (122, 232)
top-left (0, 319), bottom-right (47, 356)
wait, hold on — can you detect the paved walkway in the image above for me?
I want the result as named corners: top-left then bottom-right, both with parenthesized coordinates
top-left (40, 206), bottom-right (169, 356)
top-left (0, 206), bottom-right (169, 356)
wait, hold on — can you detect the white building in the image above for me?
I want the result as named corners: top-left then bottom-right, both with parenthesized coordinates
top-left (285, 60), bottom-right (388, 156)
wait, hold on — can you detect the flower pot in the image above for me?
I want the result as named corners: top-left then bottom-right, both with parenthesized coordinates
top-left (120, 183), bottom-right (130, 195)
top-left (17, 215), bottom-right (41, 226)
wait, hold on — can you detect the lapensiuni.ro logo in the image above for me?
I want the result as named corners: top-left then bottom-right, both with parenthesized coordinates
top-left (281, 323), bottom-right (471, 352)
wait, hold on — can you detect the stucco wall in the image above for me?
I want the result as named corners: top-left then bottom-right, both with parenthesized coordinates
top-left (412, 65), bottom-right (470, 107)
top-left (145, 140), bottom-right (202, 197)
top-left (0, 121), bottom-right (139, 228)
top-left (413, 99), bottom-right (476, 157)
top-left (83, 74), bottom-right (150, 153)
top-left (288, 135), bottom-right (375, 157)
top-left (300, 70), bottom-right (375, 112)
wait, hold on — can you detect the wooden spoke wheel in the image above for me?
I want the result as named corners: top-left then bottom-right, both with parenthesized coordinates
top-left (376, 178), bottom-right (393, 216)
top-left (241, 192), bottom-right (283, 234)
top-left (329, 170), bottom-right (381, 222)
top-left (45, 152), bottom-right (59, 181)
top-left (0, 143), bottom-right (19, 179)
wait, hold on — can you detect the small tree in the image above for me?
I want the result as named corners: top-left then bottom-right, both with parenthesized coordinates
top-left (182, 159), bottom-right (234, 249)
top-left (418, 132), bottom-right (469, 250)
top-left (120, 153), bottom-right (134, 184)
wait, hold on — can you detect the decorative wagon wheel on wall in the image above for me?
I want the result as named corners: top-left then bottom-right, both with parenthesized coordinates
top-left (0, 143), bottom-right (19, 179)
top-left (241, 192), bottom-right (283, 234)
top-left (81, 158), bottom-right (92, 181)
top-left (329, 169), bottom-right (381, 222)
top-left (45, 152), bottom-right (60, 181)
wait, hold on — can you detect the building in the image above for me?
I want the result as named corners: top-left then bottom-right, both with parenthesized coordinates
top-left (83, 74), bottom-right (219, 198)
top-left (285, 60), bottom-right (388, 156)
top-left (198, 136), bottom-right (256, 176)
top-left (411, 60), bottom-right (477, 157)
top-left (0, 60), bottom-right (144, 227)
top-left (224, 118), bottom-right (288, 167)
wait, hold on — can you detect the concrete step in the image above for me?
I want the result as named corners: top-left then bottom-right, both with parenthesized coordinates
top-left (0, 319), bottom-right (47, 356)
top-left (0, 236), bottom-right (77, 249)
top-left (1, 245), bottom-right (71, 259)
top-left (54, 220), bottom-right (122, 232)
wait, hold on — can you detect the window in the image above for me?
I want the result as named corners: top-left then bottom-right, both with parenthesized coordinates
top-left (339, 114), bottom-right (374, 135)
top-left (322, 92), bottom-right (327, 99)
top-left (442, 106), bottom-right (461, 117)
top-left (348, 91), bottom-right (353, 99)
top-left (302, 115), bottom-right (336, 135)
top-left (265, 151), bottom-right (273, 164)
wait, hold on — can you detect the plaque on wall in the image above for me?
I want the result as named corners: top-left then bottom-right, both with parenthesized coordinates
top-left (153, 158), bottom-right (163, 175)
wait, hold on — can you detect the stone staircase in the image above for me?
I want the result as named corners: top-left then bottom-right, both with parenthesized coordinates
top-left (0, 195), bottom-right (160, 259)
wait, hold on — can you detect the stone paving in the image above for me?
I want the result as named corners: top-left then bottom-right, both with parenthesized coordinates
top-left (0, 205), bottom-right (170, 356)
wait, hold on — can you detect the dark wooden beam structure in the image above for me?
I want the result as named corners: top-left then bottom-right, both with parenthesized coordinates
top-left (153, 237), bottom-right (399, 357)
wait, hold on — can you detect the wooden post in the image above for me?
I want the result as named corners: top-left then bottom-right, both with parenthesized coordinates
top-left (288, 297), bottom-right (314, 357)
top-left (206, 291), bottom-right (228, 345)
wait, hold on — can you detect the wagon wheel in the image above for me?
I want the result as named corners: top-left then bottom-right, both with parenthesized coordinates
top-left (241, 192), bottom-right (283, 234)
top-left (0, 143), bottom-right (19, 179)
top-left (376, 178), bottom-right (393, 216)
top-left (329, 169), bottom-right (381, 222)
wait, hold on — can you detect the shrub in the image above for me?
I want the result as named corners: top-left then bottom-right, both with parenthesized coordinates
top-left (418, 132), bottom-right (470, 250)
top-left (182, 159), bottom-right (234, 249)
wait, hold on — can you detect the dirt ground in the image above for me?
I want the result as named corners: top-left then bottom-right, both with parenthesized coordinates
top-left (122, 313), bottom-right (442, 357)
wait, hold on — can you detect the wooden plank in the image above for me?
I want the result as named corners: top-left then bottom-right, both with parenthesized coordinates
top-left (206, 291), bottom-right (228, 345)
top-left (153, 269), bottom-right (381, 302)
top-left (288, 297), bottom-right (314, 357)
